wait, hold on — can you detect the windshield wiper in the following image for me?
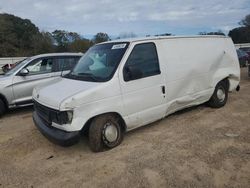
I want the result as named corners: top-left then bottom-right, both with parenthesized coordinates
top-left (64, 72), bottom-right (102, 82)
top-left (77, 73), bottom-right (102, 81)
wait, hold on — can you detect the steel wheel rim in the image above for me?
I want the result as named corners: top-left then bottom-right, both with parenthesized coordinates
top-left (217, 87), bottom-right (225, 102)
top-left (103, 122), bottom-right (118, 143)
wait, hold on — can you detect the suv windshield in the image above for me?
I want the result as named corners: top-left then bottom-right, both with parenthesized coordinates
top-left (64, 42), bottom-right (129, 82)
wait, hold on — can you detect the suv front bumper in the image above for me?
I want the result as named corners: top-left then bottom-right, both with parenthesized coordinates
top-left (33, 111), bottom-right (80, 146)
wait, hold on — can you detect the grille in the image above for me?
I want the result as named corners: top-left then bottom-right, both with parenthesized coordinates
top-left (34, 101), bottom-right (58, 126)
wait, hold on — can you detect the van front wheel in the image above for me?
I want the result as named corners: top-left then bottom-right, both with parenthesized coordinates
top-left (89, 114), bottom-right (123, 152)
top-left (208, 80), bottom-right (229, 108)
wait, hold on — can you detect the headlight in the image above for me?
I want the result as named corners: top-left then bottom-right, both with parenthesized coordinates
top-left (67, 111), bottom-right (73, 123)
top-left (51, 110), bottom-right (73, 125)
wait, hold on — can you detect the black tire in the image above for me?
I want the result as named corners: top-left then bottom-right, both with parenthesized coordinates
top-left (208, 79), bottom-right (229, 108)
top-left (0, 99), bottom-right (6, 117)
top-left (89, 114), bottom-right (124, 152)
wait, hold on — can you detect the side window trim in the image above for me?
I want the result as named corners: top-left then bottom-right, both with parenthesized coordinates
top-left (22, 57), bottom-right (55, 76)
top-left (53, 56), bottom-right (64, 72)
top-left (123, 42), bottom-right (161, 82)
top-left (51, 56), bottom-right (59, 72)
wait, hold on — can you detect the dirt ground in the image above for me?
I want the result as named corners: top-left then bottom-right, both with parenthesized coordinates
top-left (0, 68), bottom-right (250, 188)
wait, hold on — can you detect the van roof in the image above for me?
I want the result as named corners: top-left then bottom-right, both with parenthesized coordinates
top-left (102, 35), bottom-right (229, 44)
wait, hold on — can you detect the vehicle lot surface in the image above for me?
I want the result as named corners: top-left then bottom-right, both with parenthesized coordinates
top-left (0, 68), bottom-right (250, 188)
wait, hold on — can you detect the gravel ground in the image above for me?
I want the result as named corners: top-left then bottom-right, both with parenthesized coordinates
top-left (0, 68), bottom-right (250, 188)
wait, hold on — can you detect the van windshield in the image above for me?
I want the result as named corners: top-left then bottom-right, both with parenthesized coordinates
top-left (64, 42), bottom-right (129, 82)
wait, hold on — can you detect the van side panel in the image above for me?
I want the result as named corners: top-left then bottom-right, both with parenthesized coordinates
top-left (205, 38), bottom-right (240, 91)
top-left (157, 37), bottom-right (240, 114)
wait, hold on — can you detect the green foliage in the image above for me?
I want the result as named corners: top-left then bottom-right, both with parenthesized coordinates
top-left (68, 39), bottom-right (93, 53)
top-left (116, 32), bottom-right (137, 39)
top-left (31, 32), bottom-right (54, 54)
top-left (0, 13), bottom-right (40, 57)
top-left (228, 14), bottom-right (250, 43)
top-left (92, 32), bottom-right (110, 44)
top-left (155, 33), bottom-right (172, 36)
top-left (52, 30), bottom-right (79, 51)
top-left (0, 13), bottom-right (94, 57)
top-left (51, 30), bottom-right (88, 52)
top-left (239, 14), bottom-right (250, 27)
top-left (199, 31), bottom-right (225, 36)
top-left (228, 27), bottom-right (250, 43)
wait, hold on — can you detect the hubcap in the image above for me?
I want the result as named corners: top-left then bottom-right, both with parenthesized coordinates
top-left (103, 122), bottom-right (118, 143)
top-left (217, 87), bottom-right (225, 102)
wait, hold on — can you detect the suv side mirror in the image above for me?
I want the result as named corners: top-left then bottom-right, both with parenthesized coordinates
top-left (124, 65), bottom-right (143, 81)
top-left (19, 68), bottom-right (29, 76)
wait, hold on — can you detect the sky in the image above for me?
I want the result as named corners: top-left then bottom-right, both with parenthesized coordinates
top-left (0, 0), bottom-right (250, 38)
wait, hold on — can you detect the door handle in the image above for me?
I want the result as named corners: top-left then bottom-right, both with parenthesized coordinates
top-left (161, 86), bottom-right (165, 94)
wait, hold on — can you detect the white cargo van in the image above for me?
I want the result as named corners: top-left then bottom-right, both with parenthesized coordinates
top-left (32, 36), bottom-right (240, 152)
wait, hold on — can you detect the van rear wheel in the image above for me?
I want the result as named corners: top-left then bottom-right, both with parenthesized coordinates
top-left (0, 99), bottom-right (6, 117)
top-left (89, 114), bottom-right (123, 152)
top-left (208, 79), bottom-right (229, 108)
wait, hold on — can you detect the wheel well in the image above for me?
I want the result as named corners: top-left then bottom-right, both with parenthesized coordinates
top-left (81, 112), bottom-right (127, 135)
top-left (221, 77), bottom-right (230, 90)
top-left (215, 77), bottom-right (229, 90)
top-left (0, 94), bottom-right (8, 110)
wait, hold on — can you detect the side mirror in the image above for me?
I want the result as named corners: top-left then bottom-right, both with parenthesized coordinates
top-left (61, 70), bottom-right (70, 77)
top-left (19, 68), bottom-right (29, 76)
top-left (123, 65), bottom-right (143, 81)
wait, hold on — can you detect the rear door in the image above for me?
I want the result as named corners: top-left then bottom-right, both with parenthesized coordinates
top-left (119, 42), bottom-right (166, 129)
top-left (54, 56), bottom-right (81, 76)
top-left (12, 57), bottom-right (56, 105)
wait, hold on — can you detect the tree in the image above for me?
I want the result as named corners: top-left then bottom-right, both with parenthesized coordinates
top-left (117, 32), bottom-right (137, 39)
top-left (239, 14), bottom-right (250, 27)
top-left (228, 27), bottom-right (250, 43)
top-left (52, 30), bottom-right (69, 52)
top-left (199, 31), bottom-right (225, 36)
top-left (92, 32), bottom-right (110, 44)
top-left (228, 14), bottom-right (250, 43)
top-left (31, 32), bottom-right (54, 54)
top-left (0, 13), bottom-right (102, 56)
top-left (0, 13), bottom-right (40, 57)
top-left (68, 38), bottom-right (93, 53)
top-left (52, 30), bottom-right (82, 52)
top-left (155, 33), bottom-right (172, 36)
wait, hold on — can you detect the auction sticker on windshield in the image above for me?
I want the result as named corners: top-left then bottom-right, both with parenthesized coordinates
top-left (111, 43), bottom-right (127, 50)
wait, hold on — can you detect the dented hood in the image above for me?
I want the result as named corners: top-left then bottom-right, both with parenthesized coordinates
top-left (33, 77), bottom-right (99, 109)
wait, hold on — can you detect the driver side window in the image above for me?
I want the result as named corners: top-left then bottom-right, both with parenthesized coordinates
top-left (123, 42), bottom-right (160, 81)
top-left (25, 58), bottom-right (54, 75)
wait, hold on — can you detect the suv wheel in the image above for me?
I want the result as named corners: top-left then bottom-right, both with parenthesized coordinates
top-left (0, 99), bottom-right (6, 117)
top-left (89, 114), bottom-right (123, 152)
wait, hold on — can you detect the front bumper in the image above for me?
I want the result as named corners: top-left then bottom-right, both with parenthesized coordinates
top-left (33, 111), bottom-right (80, 146)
